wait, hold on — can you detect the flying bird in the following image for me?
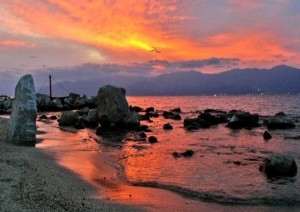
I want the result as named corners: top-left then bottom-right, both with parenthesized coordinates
top-left (150, 47), bottom-right (161, 54)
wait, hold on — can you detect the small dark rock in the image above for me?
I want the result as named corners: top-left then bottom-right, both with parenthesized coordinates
top-left (181, 150), bottom-right (194, 157)
top-left (145, 107), bottom-right (155, 113)
top-left (130, 106), bottom-right (143, 113)
top-left (140, 114), bottom-right (151, 121)
top-left (184, 118), bottom-right (211, 130)
top-left (163, 123), bottom-right (173, 130)
top-left (146, 111), bottom-right (159, 118)
top-left (139, 132), bottom-right (147, 138)
top-left (148, 136), bottom-right (158, 143)
top-left (233, 161), bottom-right (241, 165)
top-left (170, 107), bottom-right (181, 113)
top-left (263, 131), bottom-right (272, 140)
top-left (172, 152), bottom-right (181, 158)
top-left (275, 112), bottom-right (286, 117)
top-left (163, 111), bottom-right (181, 120)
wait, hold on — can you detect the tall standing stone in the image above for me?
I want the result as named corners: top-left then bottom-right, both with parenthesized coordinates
top-left (8, 74), bottom-right (37, 146)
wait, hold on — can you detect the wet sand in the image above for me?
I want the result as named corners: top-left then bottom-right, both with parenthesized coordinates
top-left (0, 117), bottom-right (299, 211)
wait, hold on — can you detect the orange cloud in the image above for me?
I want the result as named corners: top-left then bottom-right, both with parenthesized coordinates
top-left (4, 0), bottom-right (298, 65)
top-left (0, 39), bottom-right (34, 49)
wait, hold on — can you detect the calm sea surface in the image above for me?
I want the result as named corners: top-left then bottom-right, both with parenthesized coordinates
top-left (37, 95), bottom-right (300, 205)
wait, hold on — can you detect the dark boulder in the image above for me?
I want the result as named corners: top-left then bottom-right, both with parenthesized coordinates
top-left (267, 117), bottom-right (296, 129)
top-left (83, 109), bottom-right (98, 128)
top-left (275, 112), bottom-right (286, 117)
top-left (163, 123), bottom-right (173, 130)
top-left (259, 153), bottom-right (297, 177)
top-left (163, 111), bottom-right (181, 120)
top-left (139, 132), bottom-right (147, 138)
top-left (74, 120), bottom-right (85, 129)
top-left (50, 98), bottom-right (64, 111)
top-left (198, 112), bottom-right (228, 125)
top-left (148, 136), bottom-right (158, 143)
top-left (181, 150), bottom-right (194, 157)
top-left (146, 111), bottom-right (159, 118)
top-left (184, 118), bottom-right (211, 130)
top-left (140, 114), bottom-right (151, 121)
top-left (170, 107), bottom-right (181, 113)
top-left (59, 111), bottom-right (80, 126)
top-left (64, 93), bottom-right (80, 108)
top-left (226, 111), bottom-right (260, 129)
top-left (145, 107), bottom-right (155, 113)
top-left (97, 85), bottom-right (139, 129)
top-left (172, 150), bottom-right (194, 158)
top-left (129, 106), bottom-right (143, 113)
top-left (36, 93), bottom-right (51, 111)
top-left (263, 131), bottom-right (272, 140)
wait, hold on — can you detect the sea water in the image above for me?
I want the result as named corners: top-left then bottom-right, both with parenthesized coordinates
top-left (37, 95), bottom-right (300, 205)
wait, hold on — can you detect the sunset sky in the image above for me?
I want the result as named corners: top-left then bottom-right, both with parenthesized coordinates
top-left (0, 0), bottom-right (300, 83)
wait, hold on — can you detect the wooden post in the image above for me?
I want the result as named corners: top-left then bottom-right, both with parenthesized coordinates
top-left (49, 75), bottom-right (52, 99)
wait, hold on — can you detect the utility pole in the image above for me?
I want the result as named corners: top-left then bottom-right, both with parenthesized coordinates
top-left (49, 75), bottom-right (52, 99)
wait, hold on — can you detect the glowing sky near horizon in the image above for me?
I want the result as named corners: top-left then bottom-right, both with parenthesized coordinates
top-left (0, 0), bottom-right (300, 74)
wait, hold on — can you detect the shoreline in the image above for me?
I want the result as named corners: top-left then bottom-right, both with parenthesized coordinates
top-left (1, 117), bottom-right (299, 211)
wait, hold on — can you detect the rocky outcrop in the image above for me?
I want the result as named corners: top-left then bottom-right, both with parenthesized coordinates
top-left (8, 74), bottom-right (37, 146)
top-left (259, 153), bottom-right (297, 177)
top-left (97, 85), bottom-right (139, 129)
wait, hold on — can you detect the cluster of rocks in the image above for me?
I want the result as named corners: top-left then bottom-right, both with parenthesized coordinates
top-left (0, 96), bottom-right (13, 114)
top-left (183, 109), bottom-right (297, 132)
top-left (1, 93), bottom-right (97, 115)
top-left (36, 93), bottom-right (96, 111)
top-left (58, 85), bottom-right (140, 132)
top-left (6, 74), bottom-right (298, 178)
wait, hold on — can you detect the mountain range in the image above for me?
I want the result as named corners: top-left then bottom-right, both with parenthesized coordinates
top-left (42, 65), bottom-right (300, 96)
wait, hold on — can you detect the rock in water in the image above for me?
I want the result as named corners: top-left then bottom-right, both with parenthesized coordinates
top-left (97, 85), bottom-right (139, 128)
top-left (8, 74), bottom-right (37, 146)
top-left (263, 131), bottom-right (272, 140)
top-left (260, 153), bottom-right (297, 177)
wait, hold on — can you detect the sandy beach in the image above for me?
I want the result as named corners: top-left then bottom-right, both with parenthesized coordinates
top-left (1, 117), bottom-right (299, 211)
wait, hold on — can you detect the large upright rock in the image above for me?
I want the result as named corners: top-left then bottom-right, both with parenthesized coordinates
top-left (97, 85), bottom-right (139, 128)
top-left (8, 74), bottom-right (37, 146)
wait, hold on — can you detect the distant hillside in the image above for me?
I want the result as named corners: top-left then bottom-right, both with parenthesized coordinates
top-left (46, 65), bottom-right (300, 96)
top-left (126, 65), bottom-right (300, 95)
